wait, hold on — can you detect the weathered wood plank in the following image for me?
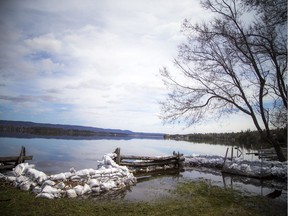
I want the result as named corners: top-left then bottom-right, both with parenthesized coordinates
top-left (120, 159), bottom-right (179, 167)
top-left (0, 156), bottom-right (33, 163)
top-left (0, 164), bottom-right (15, 170)
top-left (17, 146), bottom-right (25, 165)
top-left (120, 155), bottom-right (178, 161)
top-left (114, 148), bottom-right (121, 165)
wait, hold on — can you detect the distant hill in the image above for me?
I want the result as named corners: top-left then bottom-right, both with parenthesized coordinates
top-left (0, 120), bottom-right (164, 139)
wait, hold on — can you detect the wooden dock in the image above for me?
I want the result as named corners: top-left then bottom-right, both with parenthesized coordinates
top-left (246, 147), bottom-right (287, 160)
top-left (0, 146), bottom-right (33, 170)
top-left (113, 148), bottom-right (185, 173)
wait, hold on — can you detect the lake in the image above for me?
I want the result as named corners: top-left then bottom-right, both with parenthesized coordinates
top-left (0, 137), bottom-right (286, 202)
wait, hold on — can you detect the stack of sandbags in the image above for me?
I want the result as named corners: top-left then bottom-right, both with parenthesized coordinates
top-left (1, 153), bottom-right (136, 199)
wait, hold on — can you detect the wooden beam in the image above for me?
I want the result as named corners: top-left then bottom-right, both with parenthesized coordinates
top-left (17, 146), bottom-right (25, 165)
top-left (121, 155), bottom-right (178, 161)
top-left (120, 159), bottom-right (179, 167)
top-left (0, 164), bottom-right (15, 170)
top-left (0, 156), bottom-right (33, 163)
top-left (114, 148), bottom-right (121, 165)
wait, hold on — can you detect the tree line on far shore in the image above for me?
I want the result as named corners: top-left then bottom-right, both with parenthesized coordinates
top-left (164, 128), bottom-right (287, 150)
top-left (0, 125), bottom-right (124, 137)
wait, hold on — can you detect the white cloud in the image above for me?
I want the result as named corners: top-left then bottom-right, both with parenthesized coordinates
top-left (0, 0), bottom-right (256, 133)
top-left (25, 34), bottom-right (62, 53)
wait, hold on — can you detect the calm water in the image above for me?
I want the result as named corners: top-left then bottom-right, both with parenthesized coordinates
top-left (0, 137), bottom-right (256, 174)
top-left (0, 137), bottom-right (286, 202)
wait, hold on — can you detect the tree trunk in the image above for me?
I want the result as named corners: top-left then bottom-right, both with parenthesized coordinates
top-left (265, 135), bottom-right (286, 162)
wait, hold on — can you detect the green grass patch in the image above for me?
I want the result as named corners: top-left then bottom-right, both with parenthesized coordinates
top-left (0, 180), bottom-right (286, 216)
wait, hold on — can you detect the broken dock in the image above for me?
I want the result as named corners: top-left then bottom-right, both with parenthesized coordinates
top-left (0, 146), bottom-right (33, 170)
top-left (113, 148), bottom-right (185, 173)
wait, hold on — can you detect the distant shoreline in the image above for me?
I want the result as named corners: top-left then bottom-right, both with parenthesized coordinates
top-left (0, 120), bottom-right (164, 140)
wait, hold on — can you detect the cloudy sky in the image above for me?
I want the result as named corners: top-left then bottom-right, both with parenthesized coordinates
top-left (0, 0), bottom-right (255, 134)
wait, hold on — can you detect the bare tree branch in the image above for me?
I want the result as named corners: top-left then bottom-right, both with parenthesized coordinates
top-left (160, 0), bottom-right (287, 161)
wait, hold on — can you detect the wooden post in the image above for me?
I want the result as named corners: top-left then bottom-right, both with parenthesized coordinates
top-left (222, 147), bottom-right (229, 169)
top-left (114, 148), bottom-right (121, 165)
top-left (16, 146), bottom-right (25, 165)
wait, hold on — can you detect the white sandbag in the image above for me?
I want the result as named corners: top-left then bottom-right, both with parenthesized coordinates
top-left (36, 192), bottom-right (54, 199)
top-left (88, 168), bottom-right (96, 176)
top-left (82, 184), bottom-right (91, 195)
top-left (19, 181), bottom-right (32, 191)
top-left (55, 182), bottom-right (66, 189)
top-left (42, 179), bottom-right (56, 187)
top-left (70, 175), bottom-right (81, 181)
top-left (100, 181), bottom-right (116, 191)
top-left (26, 168), bottom-right (47, 184)
top-left (6, 176), bottom-right (16, 182)
top-left (42, 185), bottom-right (60, 198)
top-left (32, 186), bottom-right (42, 194)
top-left (91, 187), bottom-right (101, 193)
top-left (63, 172), bottom-right (73, 179)
top-left (88, 179), bottom-right (99, 188)
top-left (16, 175), bottom-right (29, 183)
top-left (66, 189), bottom-right (77, 198)
top-left (13, 163), bottom-right (34, 176)
top-left (75, 169), bottom-right (90, 177)
top-left (50, 173), bottom-right (66, 181)
top-left (74, 185), bottom-right (84, 196)
top-left (70, 167), bottom-right (76, 173)
top-left (0, 173), bottom-right (6, 180)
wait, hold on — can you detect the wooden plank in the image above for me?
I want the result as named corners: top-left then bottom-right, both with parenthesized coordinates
top-left (121, 155), bottom-right (178, 161)
top-left (114, 148), bottom-right (121, 165)
top-left (0, 156), bottom-right (33, 163)
top-left (17, 146), bottom-right (25, 165)
top-left (120, 159), bottom-right (179, 167)
top-left (222, 147), bottom-right (229, 169)
top-left (0, 164), bottom-right (15, 170)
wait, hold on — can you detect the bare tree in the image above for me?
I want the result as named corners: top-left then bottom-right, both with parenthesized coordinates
top-left (160, 0), bottom-right (287, 161)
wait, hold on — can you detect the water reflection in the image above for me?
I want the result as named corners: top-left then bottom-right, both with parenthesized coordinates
top-left (182, 167), bottom-right (287, 202)
top-left (0, 137), bottom-right (286, 202)
top-left (124, 167), bottom-right (287, 203)
top-left (1, 137), bottom-right (255, 174)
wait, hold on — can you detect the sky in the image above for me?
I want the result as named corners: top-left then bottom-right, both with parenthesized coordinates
top-left (0, 0), bottom-right (256, 134)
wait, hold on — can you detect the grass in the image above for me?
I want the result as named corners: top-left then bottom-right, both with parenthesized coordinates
top-left (0, 180), bottom-right (286, 216)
